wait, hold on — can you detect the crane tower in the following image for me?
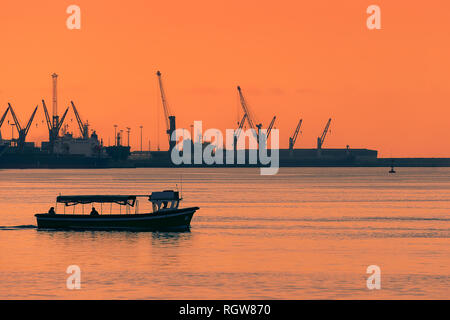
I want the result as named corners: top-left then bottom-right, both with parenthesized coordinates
top-left (52, 73), bottom-right (59, 129)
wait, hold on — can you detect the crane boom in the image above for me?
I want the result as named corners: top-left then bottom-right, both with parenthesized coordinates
top-left (234, 113), bottom-right (247, 142)
top-left (41, 100), bottom-right (52, 132)
top-left (7, 103), bottom-right (22, 132)
top-left (237, 86), bottom-right (257, 131)
top-left (289, 118), bottom-right (303, 150)
top-left (56, 107), bottom-right (70, 133)
top-left (266, 116), bottom-right (276, 139)
top-left (70, 101), bottom-right (87, 138)
top-left (156, 71), bottom-right (176, 150)
top-left (237, 86), bottom-right (262, 142)
top-left (156, 71), bottom-right (172, 133)
top-left (317, 118), bottom-right (332, 149)
top-left (0, 106), bottom-right (10, 129)
top-left (0, 106), bottom-right (11, 141)
top-left (24, 106), bottom-right (38, 136)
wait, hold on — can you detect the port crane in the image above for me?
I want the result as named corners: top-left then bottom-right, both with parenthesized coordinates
top-left (0, 106), bottom-right (11, 141)
top-left (42, 100), bottom-right (69, 143)
top-left (237, 86), bottom-right (261, 141)
top-left (156, 70), bottom-right (176, 151)
top-left (289, 118), bottom-right (303, 150)
top-left (254, 115), bottom-right (276, 148)
top-left (7, 103), bottom-right (38, 150)
top-left (317, 118), bottom-right (332, 149)
top-left (70, 101), bottom-right (89, 139)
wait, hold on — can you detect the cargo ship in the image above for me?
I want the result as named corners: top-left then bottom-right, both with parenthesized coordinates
top-left (0, 130), bottom-right (131, 169)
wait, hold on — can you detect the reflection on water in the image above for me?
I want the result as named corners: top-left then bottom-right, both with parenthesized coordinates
top-left (0, 167), bottom-right (449, 299)
top-left (0, 225), bottom-right (37, 230)
top-left (151, 231), bottom-right (192, 245)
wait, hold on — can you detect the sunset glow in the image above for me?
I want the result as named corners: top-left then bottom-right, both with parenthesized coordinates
top-left (1, 1), bottom-right (449, 156)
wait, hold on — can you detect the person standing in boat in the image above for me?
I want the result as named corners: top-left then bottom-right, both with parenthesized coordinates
top-left (48, 207), bottom-right (56, 215)
top-left (90, 207), bottom-right (99, 216)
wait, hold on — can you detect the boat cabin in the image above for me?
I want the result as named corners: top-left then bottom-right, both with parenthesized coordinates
top-left (149, 190), bottom-right (181, 212)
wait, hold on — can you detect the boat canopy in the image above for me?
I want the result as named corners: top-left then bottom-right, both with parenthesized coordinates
top-left (57, 195), bottom-right (137, 206)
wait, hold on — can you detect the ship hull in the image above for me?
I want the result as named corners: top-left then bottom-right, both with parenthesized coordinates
top-left (35, 207), bottom-right (199, 231)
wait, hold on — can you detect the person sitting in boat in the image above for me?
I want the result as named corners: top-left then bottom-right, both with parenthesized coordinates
top-left (48, 207), bottom-right (56, 215)
top-left (90, 207), bottom-right (99, 216)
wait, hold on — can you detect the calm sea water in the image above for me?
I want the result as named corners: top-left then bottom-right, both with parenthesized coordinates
top-left (0, 167), bottom-right (449, 299)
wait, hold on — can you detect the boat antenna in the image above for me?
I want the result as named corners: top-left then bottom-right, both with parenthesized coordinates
top-left (180, 174), bottom-right (183, 199)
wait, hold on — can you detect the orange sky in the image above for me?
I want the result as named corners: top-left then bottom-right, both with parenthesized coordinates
top-left (0, 0), bottom-right (449, 157)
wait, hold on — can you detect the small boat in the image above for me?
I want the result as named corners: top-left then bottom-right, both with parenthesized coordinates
top-left (35, 190), bottom-right (199, 231)
top-left (389, 160), bottom-right (396, 173)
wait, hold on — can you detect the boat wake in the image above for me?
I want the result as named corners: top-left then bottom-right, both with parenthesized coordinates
top-left (215, 216), bottom-right (450, 222)
top-left (0, 225), bottom-right (37, 231)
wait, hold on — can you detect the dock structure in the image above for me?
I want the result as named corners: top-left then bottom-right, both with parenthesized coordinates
top-left (2, 72), bottom-right (450, 168)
